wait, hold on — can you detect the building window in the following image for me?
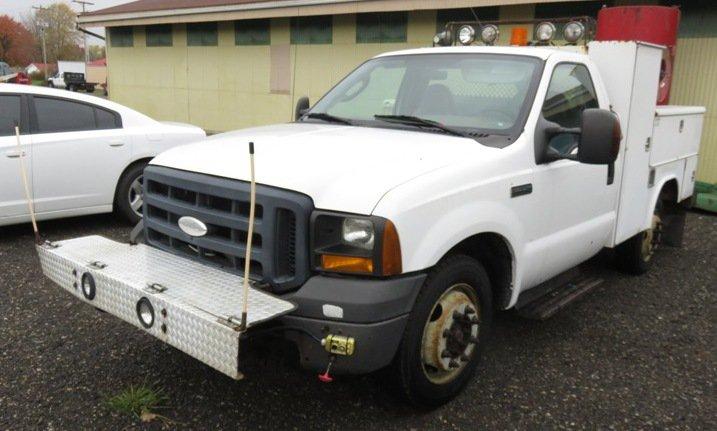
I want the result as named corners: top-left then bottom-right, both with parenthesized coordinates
top-left (109, 27), bottom-right (133, 47)
top-left (290, 16), bottom-right (332, 44)
top-left (146, 24), bottom-right (172, 47)
top-left (187, 22), bottom-right (218, 46)
top-left (235, 19), bottom-right (270, 45)
top-left (436, 7), bottom-right (499, 32)
top-left (356, 12), bottom-right (407, 43)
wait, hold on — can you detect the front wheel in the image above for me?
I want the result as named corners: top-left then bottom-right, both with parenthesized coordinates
top-left (391, 255), bottom-right (492, 407)
top-left (115, 163), bottom-right (146, 224)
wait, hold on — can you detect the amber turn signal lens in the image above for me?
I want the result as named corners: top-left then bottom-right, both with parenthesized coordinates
top-left (510, 27), bottom-right (529, 46)
top-left (381, 220), bottom-right (402, 276)
top-left (321, 254), bottom-right (373, 274)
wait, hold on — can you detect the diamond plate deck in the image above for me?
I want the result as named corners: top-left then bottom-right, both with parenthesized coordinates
top-left (37, 235), bottom-right (296, 379)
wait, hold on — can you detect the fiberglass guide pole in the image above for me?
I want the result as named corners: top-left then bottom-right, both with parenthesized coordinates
top-left (15, 125), bottom-right (41, 244)
top-left (240, 141), bottom-right (256, 331)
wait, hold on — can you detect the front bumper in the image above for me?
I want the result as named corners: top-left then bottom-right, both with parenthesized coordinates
top-left (279, 273), bottom-right (426, 373)
top-left (38, 236), bottom-right (427, 378)
top-left (37, 236), bottom-right (295, 380)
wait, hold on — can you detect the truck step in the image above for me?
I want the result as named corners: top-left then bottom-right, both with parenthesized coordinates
top-left (516, 276), bottom-right (603, 320)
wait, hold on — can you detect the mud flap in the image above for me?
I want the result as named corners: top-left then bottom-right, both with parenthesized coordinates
top-left (37, 236), bottom-right (295, 379)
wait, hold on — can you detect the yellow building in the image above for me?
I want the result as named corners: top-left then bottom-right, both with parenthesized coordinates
top-left (80, 0), bottom-right (716, 185)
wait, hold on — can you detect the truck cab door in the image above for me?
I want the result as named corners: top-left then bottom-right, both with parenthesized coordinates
top-left (0, 94), bottom-right (32, 221)
top-left (529, 62), bottom-right (619, 282)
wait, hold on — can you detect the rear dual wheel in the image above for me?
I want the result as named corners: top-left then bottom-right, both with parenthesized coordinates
top-left (392, 255), bottom-right (492, 407)
top-left (616, 203), bottom-right (663, 274)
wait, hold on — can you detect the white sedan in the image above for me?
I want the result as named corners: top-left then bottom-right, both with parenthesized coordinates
top-left (0, 84), bottom-right (206, 226)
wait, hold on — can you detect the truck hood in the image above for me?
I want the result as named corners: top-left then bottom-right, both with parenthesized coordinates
top-left (150, 123), bottom-right (495, 214)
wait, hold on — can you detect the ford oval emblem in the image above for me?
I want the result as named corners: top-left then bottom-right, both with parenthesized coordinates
top-left (178, 216), bottom-right (208, 237)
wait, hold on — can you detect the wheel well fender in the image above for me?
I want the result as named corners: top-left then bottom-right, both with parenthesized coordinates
top-left (442, 232), bottom-right (516, 310)
top-left (645, 176), bottom-right (680, 228)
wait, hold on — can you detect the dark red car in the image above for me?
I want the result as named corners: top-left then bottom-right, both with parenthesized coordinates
top-left (9, 71), bottom-right (30, 85)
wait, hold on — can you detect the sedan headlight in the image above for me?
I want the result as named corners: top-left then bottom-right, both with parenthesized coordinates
top-left (312, 212), bottom-right (402, 276)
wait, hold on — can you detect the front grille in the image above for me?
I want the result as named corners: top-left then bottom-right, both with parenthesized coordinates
top-left (143, 166), bottom-right (313, 291)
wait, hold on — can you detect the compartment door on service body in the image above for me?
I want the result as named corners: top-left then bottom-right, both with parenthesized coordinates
top-left (530, 62), bottom-right (618, 281)
top-left (0, 93), bottom-right (32, 219)
top-left (30, 95), bottom-right (130, 213)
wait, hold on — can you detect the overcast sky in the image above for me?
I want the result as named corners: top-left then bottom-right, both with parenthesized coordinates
top-left (1, 0), bottom-right (131, 44)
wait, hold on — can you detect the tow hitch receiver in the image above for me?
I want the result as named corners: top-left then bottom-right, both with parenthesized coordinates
top-left (37, 235), bottom-right (296, 380)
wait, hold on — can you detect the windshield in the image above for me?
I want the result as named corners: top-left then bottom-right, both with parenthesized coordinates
top-left (308, 53), bottom-right (543, 137)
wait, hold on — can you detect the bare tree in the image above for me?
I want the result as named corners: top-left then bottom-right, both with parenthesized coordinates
top-left (24, 3), bottom-right (83, 62)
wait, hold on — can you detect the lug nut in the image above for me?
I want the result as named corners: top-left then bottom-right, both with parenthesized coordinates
top-left (448, 360), bottom-right (460, 369)
top-left (465, 307), bottom-right (475, 315)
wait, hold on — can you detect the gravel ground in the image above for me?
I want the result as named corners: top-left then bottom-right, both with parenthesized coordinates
top-left (0, 212), bottom-right (714, 430)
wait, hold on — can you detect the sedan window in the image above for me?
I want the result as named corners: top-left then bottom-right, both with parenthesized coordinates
top-left (33, 97), bottom-right (121, 133)
top-left (35, 97), bottom-right (96, 133)
top-left (0, 95), bottom-right (22, 137)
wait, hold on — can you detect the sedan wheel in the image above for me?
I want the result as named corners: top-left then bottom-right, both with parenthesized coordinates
top-left (128, 174), bottom-right (144, 219)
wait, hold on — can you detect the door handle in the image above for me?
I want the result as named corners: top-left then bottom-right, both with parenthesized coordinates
top-left (5, 150), bottom-right (25, 158)
top-left (109, 142), bottom-right (125, 148)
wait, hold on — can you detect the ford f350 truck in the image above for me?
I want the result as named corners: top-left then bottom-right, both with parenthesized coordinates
top-left (35, 18), bottom-right (705, 406)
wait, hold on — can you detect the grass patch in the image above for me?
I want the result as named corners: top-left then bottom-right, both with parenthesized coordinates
top-left (106, 383), bottom-right (168, 419)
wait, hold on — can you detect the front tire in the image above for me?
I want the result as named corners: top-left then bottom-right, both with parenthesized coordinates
top-left (391, 255), bottom-right (493, 407)
top-left (115, 163), bottom-right (146, 224)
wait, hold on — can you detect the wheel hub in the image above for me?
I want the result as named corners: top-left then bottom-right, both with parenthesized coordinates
top-left (641, 214), bottom-right (662, 262)
top-left (128, 175), bottom-right (144, 217)
top-left (421, 284), bottom-right (480, 384)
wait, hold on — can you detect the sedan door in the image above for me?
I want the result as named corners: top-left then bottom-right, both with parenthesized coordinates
top-left (30, 95), bottom-right (131, 214)
top-left (0, 93), bottom-right (33, 220)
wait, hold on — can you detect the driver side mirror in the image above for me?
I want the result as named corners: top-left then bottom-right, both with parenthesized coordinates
top-left (540, 108), bottom-right (621, 165)
top-left (295, 96), bottom-right (310, 121)
top-left (577, 109), bottom-right (621, 165)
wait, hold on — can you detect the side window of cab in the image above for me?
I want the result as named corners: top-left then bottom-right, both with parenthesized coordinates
top-left (542, 63), bottom-right (598, 155)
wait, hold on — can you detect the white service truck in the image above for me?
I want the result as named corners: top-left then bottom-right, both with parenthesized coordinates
top-left (36, 19), bottom-right (705, 406)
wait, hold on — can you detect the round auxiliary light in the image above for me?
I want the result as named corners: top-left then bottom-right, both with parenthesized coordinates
top-left (433, 30), bottom-right (452, 47)
top-left (563, 21), bottom-right (585, 44)
top-left (81, 273), bottom-right (96, 301)
top-left (480, 24), bottom-right (499, 45)
top-left (136, 297), bottom-right (155, 329)
top-left (457, 25), bottom-right (476, 45)
top-left (535, 22), bottom-right (556, 43)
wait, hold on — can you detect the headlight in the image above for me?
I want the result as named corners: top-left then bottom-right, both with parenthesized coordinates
top-left (312, 212), bottom-right (402, 276)
top-left (563, 21), bottom-right (585, 44)
top-left (480, 24), bottom-right (499, 45)
top-left (457, 25), bottom-right (476, 45)
top-left (535, 22), bottom-right (556, 43)
top-left (342, 218), bottom-right (374, 250)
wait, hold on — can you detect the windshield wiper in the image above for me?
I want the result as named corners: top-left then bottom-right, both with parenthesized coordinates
top-left (304, 112), bottom-right (354, 125)
top-left (374, 115), bottom-right (473, 139)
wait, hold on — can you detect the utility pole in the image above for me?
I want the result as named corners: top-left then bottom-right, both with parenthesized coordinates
top-left (31, 6), bottom-right (49, 82)
top-left (73, 0), bottom-right (94, 63)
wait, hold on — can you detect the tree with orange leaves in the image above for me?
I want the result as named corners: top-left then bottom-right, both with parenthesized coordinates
top-left (0, 15), bottom-right (37, 67)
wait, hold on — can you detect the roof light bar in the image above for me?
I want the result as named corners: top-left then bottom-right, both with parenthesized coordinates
top-left (433, 16), bottom-right (595, 47)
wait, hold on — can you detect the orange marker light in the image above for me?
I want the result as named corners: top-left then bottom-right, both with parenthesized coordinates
top-left (321, 255), bottom-right (373, 274)
top-left (510, 27), bottom-right (529, 46)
